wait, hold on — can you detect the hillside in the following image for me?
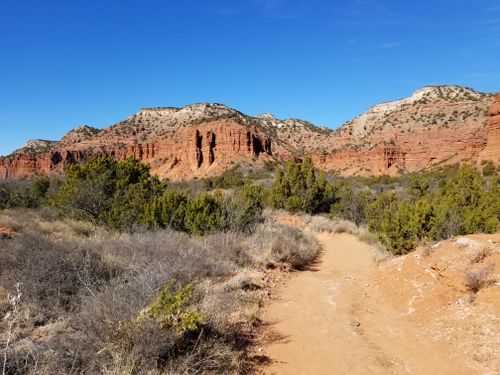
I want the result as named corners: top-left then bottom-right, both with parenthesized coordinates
top-left (0, 86), bottom-right (498, 180)
top-left (312, 86), bottom-right (498, 175)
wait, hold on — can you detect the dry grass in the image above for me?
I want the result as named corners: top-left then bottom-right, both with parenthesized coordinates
top-left (248, 221), bottom-right (319, 270)
top-left (0, 207), bottom-right (97, 239)
top-left (305, 215), bottom-right (359, 234)
top-left (464, 265), bottom-right (496, 294)
top-left (303, 214), bottom-right (390, 262)
top-left (470, 247), bottom-right (493, 264)
top-left (0, 208), bottom-right (319, 375)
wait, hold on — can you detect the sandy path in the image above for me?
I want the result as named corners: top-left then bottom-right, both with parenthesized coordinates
top-left (261, 232), bottom-right (480, 375)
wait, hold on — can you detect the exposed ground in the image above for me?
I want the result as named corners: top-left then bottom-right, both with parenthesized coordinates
top-left (260, 229), bottom-right (500, 375)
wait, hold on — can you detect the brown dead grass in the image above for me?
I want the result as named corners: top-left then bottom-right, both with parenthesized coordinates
top-left (464, 264), bottom-right (496, 293)
top-left (0, 208), bottom-right (320, 375)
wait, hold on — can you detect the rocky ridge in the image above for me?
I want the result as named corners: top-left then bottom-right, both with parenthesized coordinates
top-left (1, 86), bottom-right (498, 180)
top-left (312, 86), bottom-right (496, 175)
top-left (12, 140), bottom-right (58, 156)
top-left (0, 103), bottom-right (324, 180)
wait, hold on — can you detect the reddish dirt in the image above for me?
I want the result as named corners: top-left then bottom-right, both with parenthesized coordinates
top-left (261, 232), bottom-right (499, 374)
top-left (0, 227), bottom-right (16, 239)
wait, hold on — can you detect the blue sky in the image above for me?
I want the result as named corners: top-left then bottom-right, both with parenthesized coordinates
top-left (1, 0), bottom-right (499, 156)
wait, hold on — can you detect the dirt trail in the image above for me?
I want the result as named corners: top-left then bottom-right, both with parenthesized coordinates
top-left (261, 232), bottom-right (482, 375)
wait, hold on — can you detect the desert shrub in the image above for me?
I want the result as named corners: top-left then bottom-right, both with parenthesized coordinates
top-left (268, 169), bottom-right (290, 209)
top-left (471, 247), bottom-right (493, 264)
top-left (306, 215), bottom-right (358, 234)
top-left (144, 283), bottom-right (205, 334)
top-left (202, 219), bottom-right (320, 270)
top-left (366, 194), bottom-right (424, 255)
top-left (482, 160), bottom-right (496, 176)
top-left (330, 183), bottom-right (372, 226)
top-left (407, 173), bottom-right (430, 200)
top-left (144, 186), bottom-right (265, 235)
top-left (228, 183), bottom-right (265, 232)
top-left (51, 157), bottom-right (266, 234)
top-left (200, 164), bottom-right (274, 190)
top-left (0, 207), bottom-right (95, 239)
top-left (69, 276), bottom-right (182, 374)
top-left (432, 166), bottom-right (499, 238)
top-left (4, 157), bottom-right (498, 262)
top-left (203, 169), bottom-right (245, 190)
top-left (464, 265), bottom-right (495, 293)
top-left (30, 175), bottom-right (51, 202)
top-left (68, 280), bottom-right (209, 374)
top-left (365, 166), bottom-right (500, 254)
top-left (144, 191), bottom-right (189, 231)
top-left (378, 202), bottom-right (418, 255)
top-left (0, 177), bottom-right (53, 209)
top-left (247, 220), bottom-right (320, 269)
top-left (409, 196), bottom-right (435, 239)
top-left (185, 192), bottom-right (228, 235)
top-left (284, 194), bottom-right (302, 212)
top-left (54, 156), bottom-right (118, 220)
top-left (54, 156), bottom-right (162, 229)
top-left (0, 232), bottom-right (119, 334)
top-left (269, 158), bottom-right (334, 214)
top-left (202, 231), bottom-right (254, 268)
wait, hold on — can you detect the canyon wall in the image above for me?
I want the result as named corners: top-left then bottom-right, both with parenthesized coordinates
top-left (1, 86), bottom-right (498, 181)
top-left (0, 119), bottom-right (275, 181)
top-left (312, 86), bottom-right (495, 175)
top-left (479, 94), bottom-right (500, 162)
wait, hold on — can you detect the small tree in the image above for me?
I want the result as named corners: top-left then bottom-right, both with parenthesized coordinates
top-left (185, 192), bottom-right (227, 235)
top-left (231, 184), bottom-right (265, 232)
top-left (54, 156), bottom-right (161, 229)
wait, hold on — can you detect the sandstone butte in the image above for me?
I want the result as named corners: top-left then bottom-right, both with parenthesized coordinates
top-left (1, 86), bottom-right (499, 181)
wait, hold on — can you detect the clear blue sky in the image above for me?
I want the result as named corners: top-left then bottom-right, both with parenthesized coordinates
top-left (1, 0), bottom-right (499, 156)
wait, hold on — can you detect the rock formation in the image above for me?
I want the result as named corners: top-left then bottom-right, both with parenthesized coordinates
top-left (312, 86), bottom-right (495, 175)
top-left (0, 86), bottom-right (498, 181)
top-left (479, 94), bottom-right (500, 162)
top-left (0, 112), bottom-right (280, 180)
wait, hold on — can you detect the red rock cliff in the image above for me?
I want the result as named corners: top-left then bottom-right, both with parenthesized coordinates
top-left (0, 119), bottom-right (276, 181)
top-left (479, 94), bottom-right (500, 162)
top-left (1, 88), bottom-right (498, 181)
top-left (312, 86), bottom-right (494, 175)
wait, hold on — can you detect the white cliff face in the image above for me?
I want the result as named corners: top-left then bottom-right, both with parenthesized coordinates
top-left (107, 103), bottom-right (331, 156)
top-left (255, 113), bottom-right (328, 133)
top-left (118, 103), bottom-right (246, 137)
top-left (113, 103), bottom-right (329, 148)
top-left (339, 86), bottom-right (491, 140)
top-left (369, 86), bottom-right (484, 114)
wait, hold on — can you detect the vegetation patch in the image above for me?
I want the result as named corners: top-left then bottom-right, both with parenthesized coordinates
top-left (0, 210), bottom-right (320, 374)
